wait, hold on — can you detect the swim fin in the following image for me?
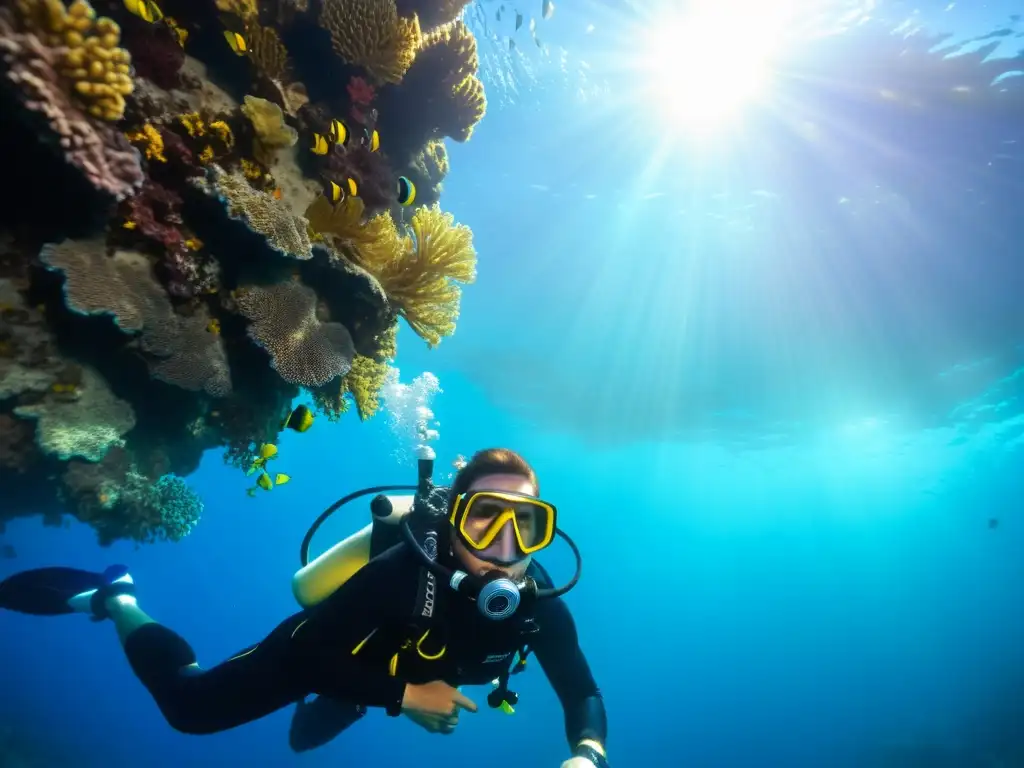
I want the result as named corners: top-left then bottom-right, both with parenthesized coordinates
top-left (0, 565), bottom-right (130, 615)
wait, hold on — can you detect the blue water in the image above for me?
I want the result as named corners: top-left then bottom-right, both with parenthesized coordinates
top-left (3, 1), bottom-right (1024, 765)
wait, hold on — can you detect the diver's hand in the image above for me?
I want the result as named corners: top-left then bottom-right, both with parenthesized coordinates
top-left (560, 759), bottom-right (598, 768)
top-left (403, 707), bottom-right (460, 734)
top-left (401, 681), bottom-right (478, 720)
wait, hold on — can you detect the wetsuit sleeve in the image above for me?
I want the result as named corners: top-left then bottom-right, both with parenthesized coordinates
top-left (288, 546), bottom-right (419, 714)
top-left (531, 597), bottom-right (609, 754)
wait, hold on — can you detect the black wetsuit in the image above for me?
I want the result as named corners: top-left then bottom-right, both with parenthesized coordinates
top-left (124, 542), bottom-right (607, 756)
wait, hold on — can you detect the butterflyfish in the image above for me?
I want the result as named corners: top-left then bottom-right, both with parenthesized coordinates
top-left (259, 443), bottom-right (278, 460)
top-left (124, 0), bottom-right (163, 23)
top-left (396, 176), bottom-right (416, 206)
top-left (367, 129), bottom-right (380, 152)
top-left (256, 472), bottom-right (274, 491)
top-left (310, 133), bottom-right (330, 155)
top-left (274, 474), bottom-right (291, 486)
top-left (345, 177), bottom-right (358, 197)
top-left (223, 30), bottom-right (248, 55)
top-left (326, 180), bottom-right (344, 203)
top-left (283, 404), bottom-right (314, 433)
top-left (328, 119), bottom-right (349, 146)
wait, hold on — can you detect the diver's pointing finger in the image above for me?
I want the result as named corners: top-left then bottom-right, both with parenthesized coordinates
top-left (453, 690), bottom-right (478, 713)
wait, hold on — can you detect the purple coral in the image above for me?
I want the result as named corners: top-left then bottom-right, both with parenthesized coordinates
top-left (236, 282), bottom-right (355, 387)
top-left (0, 9), bottom-right (143, 200)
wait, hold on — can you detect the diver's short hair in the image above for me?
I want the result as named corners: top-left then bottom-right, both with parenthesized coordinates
top-left (450, 448), bottom-right (539, 504)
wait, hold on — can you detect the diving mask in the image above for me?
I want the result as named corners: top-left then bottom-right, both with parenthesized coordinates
top-left (450, 491), bottom-right (556, 565)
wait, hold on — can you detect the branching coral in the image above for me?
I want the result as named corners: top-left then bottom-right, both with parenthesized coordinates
top-left (305, 194), bottom-right (403, 265)
top-left (306, 197), bottom-right (474, 346)
top-left (236, 281), bottom-right (355, 387)
top-left (365, 204), bottom-right (475, 346)
top-left (64, 454), bottom-right (202, 545)
top-left (14, 365), bottom-right (136, 462)
top-left (343, 320), bottom-right (397, 419)
top-left (319, 0), bottom-right (422, 85)
top-left (0, 4), bottom-right (143, 199)
top-left (193, 165), bottom-right (313, 259)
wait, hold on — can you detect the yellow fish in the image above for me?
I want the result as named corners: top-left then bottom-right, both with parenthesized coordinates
top-left (367, 129), bottom-right (380, 152)
top-left (122, 220), bottom-right (137, 230)
top-left (283, 404), bottom-right (314, 433)
top-left (345, 177), bottom-right (358, 196)
top-left (328, 119), bottom-right (348, 146)
top-left (224, 29), bottom-right (248, 55)
top-left (275, 473), bottom-right (291, 486)
top-left (326, 180), bottom-right (344, 204)
top-left (206, 318), bottom-right (220, 335)
top-left (310, 133), bottom-right (330, 155)
top-left (259, 443), bottom-right (278, 460)
top-left (124, 0), bottom-right (163, 23)
top-left (396, 176), bottom-right (416, 206)
top-left (256, 472), bottom-right (274, 491)
top-left (165, 17), bottom-right (188, 47)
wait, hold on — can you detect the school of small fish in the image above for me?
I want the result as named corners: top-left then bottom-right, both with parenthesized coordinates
top-left (490, 0), bottom-right (554, 52)
top-left (124, 0), bottom-right (418, 214)
top-left (245, 404), bottom-right (316, 497)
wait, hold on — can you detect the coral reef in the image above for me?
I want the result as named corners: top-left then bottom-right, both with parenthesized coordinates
top-left (0, 0), bottom-right (487, 545)
top-left (375, 18), bottom-right (487, 167)
top-left (319, 0), bottom-right (422, 85)
top-left (0, 1), bottom-right (143, 200)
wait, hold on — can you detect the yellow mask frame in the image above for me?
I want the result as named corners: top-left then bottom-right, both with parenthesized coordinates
top-left (449, 490), bottom-right (557, 557)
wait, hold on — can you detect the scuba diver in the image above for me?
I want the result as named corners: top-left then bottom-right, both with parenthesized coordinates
top-left (0, 447), bottom-right (609, 768)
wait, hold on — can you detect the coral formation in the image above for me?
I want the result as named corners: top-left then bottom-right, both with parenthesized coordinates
top-left (194, 165), bottom-right (313, 259)
top-left (0, 1), bottom-right (143, 199)
top-left (375, 18), bottom-right (487, 166)
top-left (236, 282), bottom-right (355, 387)
top-left (319, 0), bottom-right (422, 85)
top-left (14, 365), bottom-right (135, 462)
top-left (0, 0), bottom-right (488, 544)
top-left (306, 196), bottom-right (475, 346)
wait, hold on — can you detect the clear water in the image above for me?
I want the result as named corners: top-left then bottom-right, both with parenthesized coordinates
top-left (2, 0), bottom-right (1024, 765)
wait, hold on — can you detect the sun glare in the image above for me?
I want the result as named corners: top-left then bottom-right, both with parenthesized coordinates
top-left (639, 2), bottom-right (796, 133)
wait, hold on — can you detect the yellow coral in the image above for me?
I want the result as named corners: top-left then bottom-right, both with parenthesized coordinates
top-left (178, 112), bottom-right (205, 137)
top-left (241, 95), bottom-right (297, 164)
top-left (420, 19), bottom-right (478, 87)
top-left (13, 0), bottom-right (134, 121)
top-left (319, 0), bottom-right (421, 84)
top-left (305, 195), bottom-right (404, 268)
top-left (342, 322), bottom-right (397, 420)
top-left (306, 197), bottom-right (476, 344)
top-left (208, 120), bottom-right (234, 150)
top-left (449, 74), bottom-right (486, 142)
top-left (245, 20), bottom-right (291, 82)
top-left (124, 123), bottom-right (166, 162)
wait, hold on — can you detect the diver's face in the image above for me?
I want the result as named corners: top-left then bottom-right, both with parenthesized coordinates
top-left (452, 473), bottom-right (535, 580)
